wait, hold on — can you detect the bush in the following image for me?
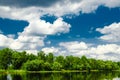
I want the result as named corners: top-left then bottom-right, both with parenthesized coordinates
top-left (22, 59), bottom-right (44, 71)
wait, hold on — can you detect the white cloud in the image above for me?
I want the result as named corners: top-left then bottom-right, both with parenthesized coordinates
top-left (0, 0), bottom-right (120, 55)
top-left (9, 17), bottom-right (70, 52)
top-left (97, 22), bottom-right (120, 42)
top-left (103, 0), bottom-right (120, 8)
top-left (0, 17), bottom-right (70, 53)
top-left (0, 6), bottom-right (71, 52)
top-left (88, 44), bottom-right (120, 55)
top-left (0, 34), bottom-right (44, 53)
top-left (0, 33), bottom-right (45, 54)
top-left (59, 41), bottom-right (88, 50)
top-left (0, 0), bottom-right (120, 19)
top-left (22, 18), bottom-right (71, 35)
top-left (9, 35), bottom-right (45, 51)
top-left (42, 47), bottom-right (59, 55)
top-left (42, 0), bottom-right (120, 16)
top-left (0, 34), bottom-right (14, 47)
top-left (9, 40), bottom-right (24, 50)
top-left (42, 41), bottom-right (120, 61)
top-left (7, 34), bottom-right (15, 38)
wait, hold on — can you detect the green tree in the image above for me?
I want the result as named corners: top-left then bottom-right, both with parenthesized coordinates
top-left (22, 59), bottom-right (44, 71)
top-left (52, 62), bottom-right (62, 71)
top-left (104, 61), bottom-right (113, 70)
top-left (0, 48), bottom-right (13, 69)
top-left (112, 62), bottom-right (119, 70)
top-left (80, 56), bottom-right (91, 70)
top-left (37, 51), bottom-right (46, 61)
top-left (72, 57), bottom-right (81, 70)
top-left (12, 51), bottom-right (27, 69)
top-left (55, 55), bottom-right (64, 69)
top-left (44, 62), bottom-right (51, 70)
top-left (27, 53), bottom-right (37, 61)
top-left (46, 53), bottom-right (54, 64)
top-left (64, 55), bottom-right (74, 70)
top-left (96, 60), bottom-right (105, 70)
top-left (89, 58), bottom-right (97, 70)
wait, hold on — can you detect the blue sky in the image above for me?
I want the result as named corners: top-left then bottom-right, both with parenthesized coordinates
top-left (44, 6), bottom-right (120, 45)
top-left (0, 0), bottom-right (120, 61)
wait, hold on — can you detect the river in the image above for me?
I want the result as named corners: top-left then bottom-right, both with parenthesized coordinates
top-left (0, 71), bottom-right (120, 80)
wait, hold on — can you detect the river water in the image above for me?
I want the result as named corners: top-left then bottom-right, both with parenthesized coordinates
top-left (0, 71), bottom-right (120, 80)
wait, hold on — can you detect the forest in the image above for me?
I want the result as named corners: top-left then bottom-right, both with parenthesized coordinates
top-left (0, 48), bottom-right (120, 71)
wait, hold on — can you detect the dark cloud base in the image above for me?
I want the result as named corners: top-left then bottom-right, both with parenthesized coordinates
top-left (0, 0), bottom-right (61, 7)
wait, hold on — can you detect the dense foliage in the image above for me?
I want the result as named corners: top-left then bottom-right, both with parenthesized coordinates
top-left (0, 48), bottom-right (120, 71)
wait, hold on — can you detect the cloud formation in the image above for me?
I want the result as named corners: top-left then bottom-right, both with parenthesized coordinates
top-left (0, 0), bottom-right (120, 58)
top-left (22, 18), bottom-right (71, 35)
top-left (0, 17), bottom-right (70, 52)
top-left (0, 0), bottom-right (60, 7)
top-left (42, 21), bottom-right (120, 61)
top-left (97, 22), bottom-right (120, 42)
top-left (0, 0), bottom-right (120, 19)
top-left (0, 34), bottom-right (14, 47)
top-left (42, 41), bottom-right (120, 61)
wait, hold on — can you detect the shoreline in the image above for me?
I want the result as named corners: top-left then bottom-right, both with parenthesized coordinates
top-left (0, 70), bottom-right (120, 74)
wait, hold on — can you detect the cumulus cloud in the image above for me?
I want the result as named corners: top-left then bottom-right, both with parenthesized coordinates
top-left (0, 0), bottom-right (120, 19)
top-left (0, 2), bottom-right (71, 52)
top-left (0, 34), bottom-right (14, 47)
top-left (22, 18), bottom-right (71, 35)
top-left (7, 34), bottom-right (15, 38)
top-left (0, 0), bottom-right (120, 9)
top-left (42, 47), bottom-right (59, 55)
top-left (10, 17), bottom-right (70, 51)
top-left (0, 33), bottom-right (45, 52)
top-left (0, 0), bottom-right (60, 7)
top-left (0, 17), bottom-right (70, 53)
top-left (96, 22), bottom-right (120, 42)
top-left (9, 35), bottom-right (45, 50)
top-left (42, 41), bottom-right (120, 61)
top-left (0, 0), bottom-right (120, 55)
top-left (59, 41), bottom-right (88, 50)
top-left (0, 6), bottom-right (71, 52)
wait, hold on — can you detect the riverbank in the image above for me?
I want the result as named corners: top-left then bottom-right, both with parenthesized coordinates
top-left (0, 69), bottom-right (120, 74)
top-left (0, 70), bottom-right (93, 74)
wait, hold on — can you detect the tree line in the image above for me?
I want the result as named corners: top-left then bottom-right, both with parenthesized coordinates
top-left (0, 48), bottom-right (120, 71)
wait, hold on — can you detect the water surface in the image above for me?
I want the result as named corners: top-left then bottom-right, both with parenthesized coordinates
top-left (0, 71), bottom-right (120, 80)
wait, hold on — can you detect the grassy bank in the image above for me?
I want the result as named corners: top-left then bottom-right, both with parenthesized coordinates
top-left (0, 69), bottom-right (119, 74)
top-left (0, 70), bottom-right (26, 74)
top-left (0, 70), bottom-right (93, 74)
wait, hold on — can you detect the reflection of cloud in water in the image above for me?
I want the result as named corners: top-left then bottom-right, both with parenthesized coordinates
top-left (113, 78), bottom-right (120, 80)
top-left (7, 74), bottom-right (12, 80)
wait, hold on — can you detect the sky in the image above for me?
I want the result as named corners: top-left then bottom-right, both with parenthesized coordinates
top-left (0, 0), bottom-right (120, 61)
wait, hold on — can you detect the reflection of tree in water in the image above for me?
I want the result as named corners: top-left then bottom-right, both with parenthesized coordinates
top-left (70, 72), bottom-right (118, 80)
top-left (0, 73), bottom-right (6, 80)
top-left (50, 73), bottom-right (64, 80)
top-left (26, 73), bottom-right (52, 80)
top-left (27, 72), bottom-right (117, 80)
top-left (1, 71), bottom-right (120, 80)
top-left (12, 74), bottom-right (22, 80)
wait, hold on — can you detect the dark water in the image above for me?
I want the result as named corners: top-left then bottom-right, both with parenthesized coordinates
top-left (0, 71), bottom-right (120, 80)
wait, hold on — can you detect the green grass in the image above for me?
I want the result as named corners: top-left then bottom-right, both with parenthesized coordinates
top-left (0, 70), bottom-right (88, 74)
top-left (0, 70), bottom-right (26, 74)
top-left (0, 69), bottom-right (120, 74)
